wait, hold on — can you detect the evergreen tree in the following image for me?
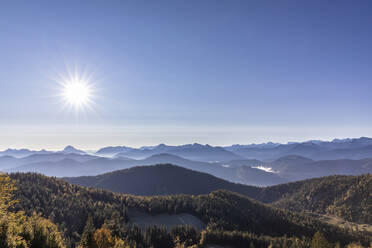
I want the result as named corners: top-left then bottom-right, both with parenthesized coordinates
top-left (78, 215), bottom-right (96, 248)
top-left (144, 226), bottom-right (174, 248)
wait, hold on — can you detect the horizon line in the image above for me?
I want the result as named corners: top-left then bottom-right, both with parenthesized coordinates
top-left (0, 136), bottom-right (370, 152)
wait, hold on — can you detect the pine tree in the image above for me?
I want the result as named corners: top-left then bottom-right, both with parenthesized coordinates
top-left (78, 215), bottom-right (96, 248)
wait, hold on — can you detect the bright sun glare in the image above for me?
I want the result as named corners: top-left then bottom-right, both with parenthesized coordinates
top-left (62, 80), bottom-right (92, 107)
top-left (57, 69), bottom-right (96, 113)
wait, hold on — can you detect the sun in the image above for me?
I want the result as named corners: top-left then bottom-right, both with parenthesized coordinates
top-left (54, 65), bottom-right (97, 113)
top-left (62, 80), bottom-right (92, 107)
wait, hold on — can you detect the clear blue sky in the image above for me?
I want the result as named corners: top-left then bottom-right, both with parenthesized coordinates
top-left (1, 0), bottom-right (372, 150)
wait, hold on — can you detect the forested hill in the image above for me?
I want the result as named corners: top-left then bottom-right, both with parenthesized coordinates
top-left (63, 165), bottom-right (371, 225)
top-left (11, 173), bottom-right (128, 246)
top-left (63, 164), bottom-right (265, 196)
top-left (266, 174), bottom-right (372, 224)
top-left (10, 173), bottom-right (370, 247)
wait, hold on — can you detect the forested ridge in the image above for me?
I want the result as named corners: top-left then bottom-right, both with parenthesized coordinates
top-left (6, 172), bottom-right (371, 248)
top-left (63, 164), bottom-right (264, 197)
top-left (265, 174), bottom-right (372, 224)
top-left (63, 164), bottom-right (372, 224)
top-left (11, 173), bottom-right (129, 246)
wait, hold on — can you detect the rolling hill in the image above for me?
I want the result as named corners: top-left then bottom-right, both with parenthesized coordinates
top-left (63, 164), bottom-right (265, 196)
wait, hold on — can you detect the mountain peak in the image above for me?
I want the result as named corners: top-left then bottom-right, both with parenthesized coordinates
top-left (62, 145), bottom-right (85, 154)
top-left (63, 145), bottom-right (76, 151)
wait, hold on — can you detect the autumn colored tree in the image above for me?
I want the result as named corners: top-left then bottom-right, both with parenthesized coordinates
top-left (0, 174), bottom-right (66, 248)
top-left (93, 225), bottom-right (115, 248)
top-left (311, 232), bottom-right (332, 248)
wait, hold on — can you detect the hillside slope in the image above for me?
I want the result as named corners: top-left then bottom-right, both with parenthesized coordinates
top-left (10, 173), bottom-right (369, 246)
top-left (63, 164), bottom-right (265, 196)
top-left (266, 174), bottom-right (372, 224)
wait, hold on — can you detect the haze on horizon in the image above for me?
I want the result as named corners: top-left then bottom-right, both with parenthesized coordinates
top-left (1, 0), bottom-right (372, 150)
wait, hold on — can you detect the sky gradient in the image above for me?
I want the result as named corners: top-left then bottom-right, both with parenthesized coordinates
top-left (1, 0), bottom-right (372, 150)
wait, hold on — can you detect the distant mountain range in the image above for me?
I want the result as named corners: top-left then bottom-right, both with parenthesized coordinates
top-left (2, 137), bottom-right (372, 185)
top-left (3, 137), bottom-right (372, 161)
top-left (0, 148), bottom-right (52, 158)
top-left (0, 145), bottom-right (87, 158)
top-left (227, 137), bottom-right (372, 161)
top-left (97, 143), bottom-right (243, 162)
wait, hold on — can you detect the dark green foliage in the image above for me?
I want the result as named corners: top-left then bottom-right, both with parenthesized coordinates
top-left (199, 230), bottom-right (312, 248)
top-left (121, 225), bottom-right (144, 247)
top-left (170, 225), bottom-right (199, 247)
top-left (144, 225), bottom-right (174, 248)
top-left (265, 174), bottom-right (372, 224)
top-left (103, 211), bottom-right (126, 238)
top-left (121, 190), bottom-right (369, 244)
top-left (78, 216), bottom-right (95, 248)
